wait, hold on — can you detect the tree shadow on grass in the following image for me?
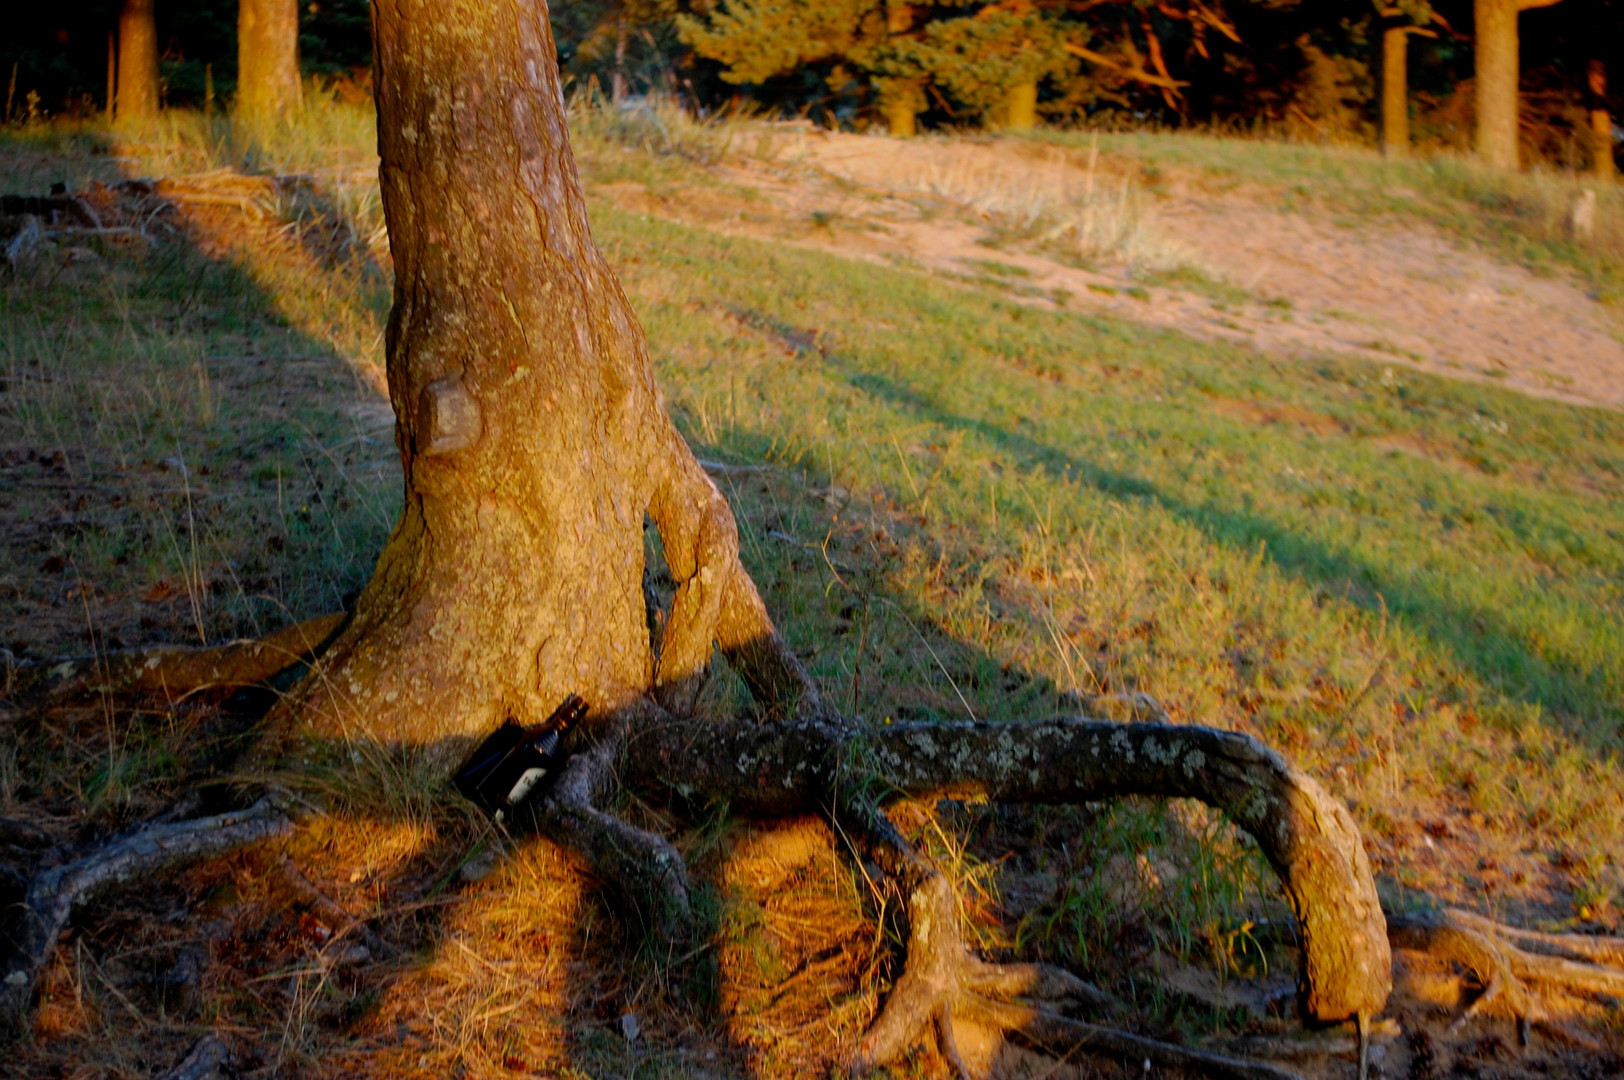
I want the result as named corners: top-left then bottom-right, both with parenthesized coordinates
top-left (807, 355), bottom-right (1623, 756)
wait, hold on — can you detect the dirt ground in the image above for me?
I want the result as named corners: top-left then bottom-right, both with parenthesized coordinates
top-left (598, 129), bottom-right (1624, 412)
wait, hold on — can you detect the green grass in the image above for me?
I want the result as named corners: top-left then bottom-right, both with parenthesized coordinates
top-left (4, 102), bottom-right (1624, 1068)
top-left (609, 200), bottom-right (1624, 892)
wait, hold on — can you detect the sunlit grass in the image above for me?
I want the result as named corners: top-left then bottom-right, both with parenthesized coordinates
top-left (3, 99), bottom-right (1624, 1073)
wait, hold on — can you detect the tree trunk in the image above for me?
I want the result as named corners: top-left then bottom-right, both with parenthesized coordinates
top-left (116, 0), bottom-right (160, 122)
top-left (279, 0), bottom-right (805, 750)
top-left (1380, 24), bottom-right (1409, 157)
top-left (105, 32), bottom-right (116, 121)
top-left (612, 15), bottom-right (629, 104)
top-left (237, 0), bottom-right (302, 128)
top-left (1003, 80), bottom-right (1038, 131)
top-left (886, 97), bottom-right (918, 137)
top-left (1591, 59), bottom-right (1616, 182)
top-left (1474, 0), bottom-right (1522, 169)
top-left (883, 4), bottom-right (919, 137)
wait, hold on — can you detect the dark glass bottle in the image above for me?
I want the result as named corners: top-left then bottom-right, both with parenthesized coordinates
top-left (453, 694), bottom-right (587, 822)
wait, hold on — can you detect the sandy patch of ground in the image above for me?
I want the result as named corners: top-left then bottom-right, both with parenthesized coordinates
top-left (595, 129), bottom-right (1624, 410)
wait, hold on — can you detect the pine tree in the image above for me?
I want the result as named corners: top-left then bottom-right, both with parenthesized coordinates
top-left (678, 0), bottom-right (1249, 133)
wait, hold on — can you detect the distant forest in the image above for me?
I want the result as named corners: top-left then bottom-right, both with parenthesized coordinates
top-left (5, 0), bottom-right (1619, 166)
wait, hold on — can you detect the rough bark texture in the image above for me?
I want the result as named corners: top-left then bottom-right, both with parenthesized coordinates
top-left (1591, 59), bottom-right (1616, 182)
top-left (116, 0), bottom-right (160, 122)
top-left (274, 0), bottom-right (811, 752)
top-left (1474, 0), bottom-right (1520, 170)
top-left (1380, 24), bottom-right (1409, 157)
top-left (624, 715), bottom-right (1392, 1024)
top-left (1474, 0), bottom-right (1566, 170)
top-left (237, 0), bottom-right (303, 127)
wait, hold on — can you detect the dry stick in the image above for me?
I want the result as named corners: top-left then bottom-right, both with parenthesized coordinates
top-left (276, 857), bottom-right (398, 961)
top-left (1, 794), bottom-right (295, 1026)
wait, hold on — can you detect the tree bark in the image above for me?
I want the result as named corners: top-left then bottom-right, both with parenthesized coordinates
top-left (1591, 59), bottom-right (1616, 182)
top-left (886, 97), bottom-right (918, 137)
top-left (116, 0), bottom-right (160, 122)
top-left (272, 0), bottom-right (810, 752)
top-left (612, 15), bottom-right (629, 104)
top-left (624, 715), bottom-right (1392, 1025)
top-left (1003, 81), bottom-right (1038, 131)
top-left (1380, 23), bottom-right (1409, 157)
top-left (1474, 0), bottom-right (1520, 169)
top-left (237, 0), bottom-right (302, 128)
top-left (106, 32), bottom-right (116, 121)
top-left (1474, 0), bottom-right (1566, 170)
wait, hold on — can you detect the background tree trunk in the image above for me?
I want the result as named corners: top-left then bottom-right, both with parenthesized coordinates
top-left (885, 98), bottom-right (917, 136)
top-left (237, 0), bottom-right (302, 128)
top-left (1591, 59), bottom-right (1616, 182)
top-left (612, 15), bottom-right (629, 104)
top-left (115, 0), bottom-right (159, 122)
top-left (1474, 0), bottom-right (1521, 169)
top-left (105, 32), bottom-right (116, 121)
top-left (282, 0), bottom-right (797, 749)
top-left (1003, 81), bottom-right (1038, 131)
top-left (1380, 23), bottom-right (1409, 157)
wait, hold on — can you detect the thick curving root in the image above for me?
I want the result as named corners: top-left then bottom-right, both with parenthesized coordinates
top-left (1389, 906), bottom-right (1624, 1043)
top-left (1, 794), bottom-right (296, 1027)
top-left (624, 712), bottom-right (1392, 1076)
top-left (835, 796), bottom-right (1307, 1080)
top-left (539, 718), bottom-right (694, 938)
top-left (0, 612), bottom-right (346, 713)
top-left (647, 450), bottom-right (822, 719)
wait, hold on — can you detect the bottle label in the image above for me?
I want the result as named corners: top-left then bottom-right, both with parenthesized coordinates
top-left (506, 767), bottom-right (549, 806)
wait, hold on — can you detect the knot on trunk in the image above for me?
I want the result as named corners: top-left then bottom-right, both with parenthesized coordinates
top-left (416, 375), bottom-right (482, 456)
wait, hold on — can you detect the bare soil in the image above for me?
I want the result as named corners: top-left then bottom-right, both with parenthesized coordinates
top-left (600, 130), bottom-right (1624, 412)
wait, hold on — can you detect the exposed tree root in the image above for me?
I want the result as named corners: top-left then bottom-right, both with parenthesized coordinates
top-left (0, 612), bottom-right (347, 714)
top-left (831, 795), bottom-right (1309, 1079)
top-left (648, 451), bottom-right (823, 719)
top-left (1389, 906), bottom-right (1624, 1042)
top-left (0, 611), bottom-right (1389, 1076)
top-left (541, 719), bottom-right (693, 937)
top-left (0, 794), bottom-right (296, 1027)
top-left (627, 714), bottom-right (1391, 1023)
top-left (616, 712), bottom-right (1393, 1076)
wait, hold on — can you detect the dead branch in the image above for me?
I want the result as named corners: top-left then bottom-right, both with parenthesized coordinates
top-left (1, 794), bottom-right (295, 1028)
top-left (1065, 42), bottom-right (1191, 92)
top-left (276, 856), bottom-right (398, 962)
top-left (0, 612), bottom-right (347, 713)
